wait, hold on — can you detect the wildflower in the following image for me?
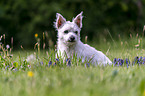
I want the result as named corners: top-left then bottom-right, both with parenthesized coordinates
top-left (53, 58), bottom-right (59, 66)
top-left (13, 68), bottom-right (18, 72)
top-left (85, 63), bottom-right (90, 67)
top-left (40, 62), bottom-right (43, 66)
top-left (5, 65), bottom-right (10, 70)
top-left (35, 33), bottom-right (38, 38)
top-left (144, 89), bottom-right (145, 96)
top-left (28, 71), bottom-right (34, 77)
top-left (125, 59), bottom-right (130, 68)
top-left (55, 58), bottom-right (59, 62)
top-left (48, 60), bottom-right (52, 67)
top-left (117, 58), bottom-right (124, 66)
top-left (6, 44), bottom-right (10, 49)
top-left (28, 65), bottom-right (31, 68)
top-left (117, 58), bottom-right (121, 66)
top-left (143, 57), bottom-right (145, 64)
top-left (127, 64), bottom-right (128, 69)
top-left (113, 58), bottom-right (124, 66)
top-left (120, 59), bottom-right (124, 66)
top-left (133, 56), bottom-right (139, 65)
top-left (113, 58), bottom-right (117, 66)
top-left (66, 58), bottom-right (71, 66)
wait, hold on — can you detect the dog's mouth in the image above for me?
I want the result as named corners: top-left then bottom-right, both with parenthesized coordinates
top-left (67, 41), bottom-right (76, 43)
top-left (66, 40), bottom-right (76, 44)
top-left (66, 41), bottom-right (76, 44)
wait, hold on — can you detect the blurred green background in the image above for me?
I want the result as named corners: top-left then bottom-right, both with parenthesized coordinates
top-left (0, 0), bottom-right (145, 49)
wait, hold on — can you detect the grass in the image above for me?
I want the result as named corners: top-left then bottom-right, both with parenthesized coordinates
top-left (1, 34), bottom-right (145, 96)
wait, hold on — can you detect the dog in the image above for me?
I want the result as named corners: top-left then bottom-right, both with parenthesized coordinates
top-left (54, 11), bottom-right (112, 65)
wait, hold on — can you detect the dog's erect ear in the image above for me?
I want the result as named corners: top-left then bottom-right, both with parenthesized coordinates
top-left (55, 13), bottom-right (66, 29)
top-left (73, 11), bottom-right (83, 28)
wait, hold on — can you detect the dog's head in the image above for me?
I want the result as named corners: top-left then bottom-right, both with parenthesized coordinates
top-left (54, 12), bottom-right (83, 45)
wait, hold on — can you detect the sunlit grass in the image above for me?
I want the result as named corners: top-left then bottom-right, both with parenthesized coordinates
top-left (1, 33), bottom-right (145, 96)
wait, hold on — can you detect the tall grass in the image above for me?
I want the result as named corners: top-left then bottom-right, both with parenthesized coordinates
top-left (0, 32), bottom-right (145, 96)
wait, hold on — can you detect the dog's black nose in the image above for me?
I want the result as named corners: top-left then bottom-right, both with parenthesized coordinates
top-left (69, 36), bottom-right (75, 42)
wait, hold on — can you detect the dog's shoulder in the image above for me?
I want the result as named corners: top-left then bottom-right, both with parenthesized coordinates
top-left (83, 44), bottom-right (98, 51)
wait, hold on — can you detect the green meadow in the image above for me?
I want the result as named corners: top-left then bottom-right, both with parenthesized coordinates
top-left (1, 34), bottom-right (145, 96)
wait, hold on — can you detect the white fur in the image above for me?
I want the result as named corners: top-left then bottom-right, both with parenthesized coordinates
top-left (54, 11), bottom-right (112, 65)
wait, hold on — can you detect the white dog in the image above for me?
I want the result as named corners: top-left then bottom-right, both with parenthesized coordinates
top-left (54, 12), bottom-right (112, 65)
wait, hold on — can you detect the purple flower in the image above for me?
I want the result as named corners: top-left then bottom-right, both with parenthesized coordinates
top-left (40, 62), bottom-right (43, 66)
top-left (113, 58), bottom-right (124, 66)
top-left (85, 63), bottom-right (90, 67)
top-left (127, 64), bottom-right (128, 68)
top-left (54, 58), bottom-right (59, 66)
top-left (135, 56), bottom-right (139, 64)
top-left (48, 60), bottom-right (52, 67)
top-left (55, 58), bottom-right (59, 62)
top-left (5, 65), bottom-right (10, 70)
top-left (13, 68), bottom-right (18, 72)
top-left (143, 57), bottom-right (145, 64)
top-left (125, 58), bottom-right (130, 68)
top-left (66, 58), bottom-right (71, 66)
top-left (120, 59), bottom-right (124, 66)
top-left (117, 58), bottom-right (121, 66)
top-left (125, 58), bottom-right (130, 64)
top-left (139, 57), bottom-right (143, 64)
top-left (113, 58), bottom-right (117, 66)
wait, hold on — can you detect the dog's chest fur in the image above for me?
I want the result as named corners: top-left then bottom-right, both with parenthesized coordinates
top-left (57, 39), bottom-right (107, 63)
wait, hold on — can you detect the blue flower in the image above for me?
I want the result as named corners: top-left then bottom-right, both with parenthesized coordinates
top-left (55, 58), bottom-right (59, 62)
top-left (48, 60), bottom-right (52, 67)
top-left (139, 56), bottom-right (142, 60)
top-left (125, 58), bottom-right (130, 65)
top-left (113, 58), bottom-right (117, 66)
top-left (66, 58), bottom-right (71, 66)
top-left (117, 58), bottom-right (120, 66)
top-left (143, 57), bottom-right (145, 64)
top-left (138, 57), bottom-right (143, 64)
top-left (54, 58), bottom-right (59, 66)
top-left (113, 58), bottom-right (125, 67)
top-left (135, 56), bottom-right (139, 64)
top-left (120, 59), bottom-right (124, 66)
top-left (125, 58), bottom-right (130, 68)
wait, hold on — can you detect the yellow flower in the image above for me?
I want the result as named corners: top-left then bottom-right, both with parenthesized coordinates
top-left (144, 89), bottom-right (145, 96)
top-left (35, 33), bottom-right (38, 38)
top-left (28, 71), bottom-right (34, 77)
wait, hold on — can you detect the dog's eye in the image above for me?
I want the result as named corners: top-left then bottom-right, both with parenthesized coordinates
top-left (64, 30), bottom-right (69, 34)
top-left (74, 31), bottom-right (78, 34)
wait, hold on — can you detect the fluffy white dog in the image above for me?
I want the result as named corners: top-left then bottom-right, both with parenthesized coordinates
top-left (54, 12), bottom-right (112, 65)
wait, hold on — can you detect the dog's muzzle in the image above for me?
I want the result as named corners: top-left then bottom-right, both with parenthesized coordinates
top-left (68, 36), bottom-right (75, 42)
